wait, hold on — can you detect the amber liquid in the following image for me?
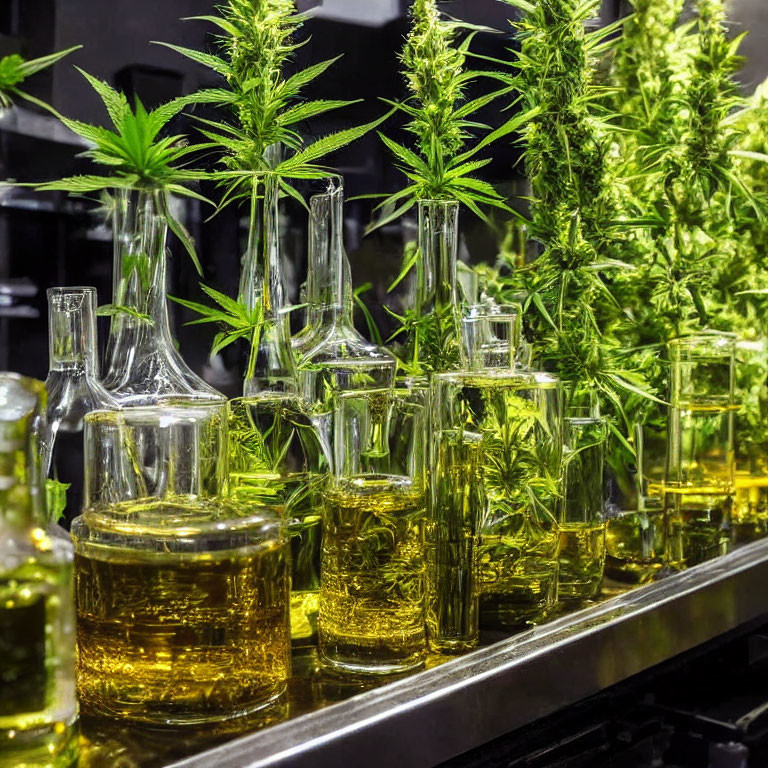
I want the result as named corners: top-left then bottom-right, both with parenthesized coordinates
top-left (319, 476), bottom-right (427, 674)
top-left (605, 509), bottom-right (664, 584)
top-left (664, 487), bottom-right (732, 568)
top-left (732, 473), bottom-right (768, 544)
top-left (75, 541), bottom-right (291, 725)
top-left (558, 523), bottom-right (606, 602)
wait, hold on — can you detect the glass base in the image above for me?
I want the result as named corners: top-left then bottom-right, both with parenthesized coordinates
top-left (0, 716), bottom-right (79, 768)
top-left (319, 652), bottom-right (425, 677)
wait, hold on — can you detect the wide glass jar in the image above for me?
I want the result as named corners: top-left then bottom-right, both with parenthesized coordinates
top-left (72, 401), bottom-right (290, 725)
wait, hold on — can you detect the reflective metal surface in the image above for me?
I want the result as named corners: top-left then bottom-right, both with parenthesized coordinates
top-left (154, 539), bottom-right (768, 768)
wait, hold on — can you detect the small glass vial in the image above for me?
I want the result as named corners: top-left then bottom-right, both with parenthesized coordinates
top-left (72, 400), bottom-right (291, 725)
top-left (665, 333), bottom-right (736, 568)
top-left (559, 407), bottom-right (607, 603)
top-left (45, 287), bottom-right (119, 525)
top-left (319, 385), bottom-right (428, 675)
top-left (0, 374), bottom-right (78, 768)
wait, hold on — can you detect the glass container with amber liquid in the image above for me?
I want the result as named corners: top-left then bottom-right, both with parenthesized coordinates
top-left (664, 333), bottom-right (736, 569)
top-left (430, 306), bottom-right (563, 647)
top-left (319, 386), bottom-right (428, 675)
top-left (72, 402), bottom-right (291, 725)
top-left (559, 407), bottom-right (607, 603)
top-left (0, 374), bottom-right (78, 768)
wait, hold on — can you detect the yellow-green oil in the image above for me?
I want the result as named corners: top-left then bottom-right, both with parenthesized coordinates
top-left (319, 476), bottom-right (427, 674)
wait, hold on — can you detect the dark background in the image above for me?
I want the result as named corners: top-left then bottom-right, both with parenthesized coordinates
top-left (0, 0), bottom-right (765, 387)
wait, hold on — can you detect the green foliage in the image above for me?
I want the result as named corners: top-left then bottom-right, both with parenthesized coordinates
top-left (490, 0), bottom-right (647, 428)
top-left (162, 0), bottom-right (384, 202)
top-left (0, 48), bottom-right (80, 108)
top-left (373, 0), bottom-right (529, 229)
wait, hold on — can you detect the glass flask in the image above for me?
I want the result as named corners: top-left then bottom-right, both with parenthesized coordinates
top-left (733, 338), bottom-right (768, 543)
top-left (44, 287), bottom-right (119, 526)
top-left (319, 385), bottom-right (428, 675)
top-left (605, 501), bottom-right (665, 585)
top-left (296, 183), bottom-right (397, 457)
top-left (429, 307), bottom-right (563, 649)
top-left (559, 407), bottom-right (607, 603)
top-left (71, 401), bottom-right (291, 725)
top-left (664, 333), bottom-right (736, 569)
top-left (403, 200), bottom-right (462, 375)
top-left (0, 374), bottom-right (78, 768)
top-left (102, 189), bottom-right (224, 406)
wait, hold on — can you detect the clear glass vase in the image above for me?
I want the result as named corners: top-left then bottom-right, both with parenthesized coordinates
top-left (429, 306), bottom-right (563, 648)
top-left (0, 374), bottom-right (78, 768)
top-left (72, 401), bottom-right (291, 725)
top-left (44, 287), bottom-right (119, 526)
top-left (559, 407), bottom-right (607, 603)
top-left (664, 332), bottom-right (736, 568)
top-left (404, 200), bottom-right (462, 375)
top-left (319, 385), bottom-right (428, 675)
top-left (102, 189), bottom-right (224, 406)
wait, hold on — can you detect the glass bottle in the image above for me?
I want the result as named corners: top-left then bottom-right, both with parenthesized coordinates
top-left (72, 400), bottom-right (291, 725)
top-left (102, 189), bottom-right (224, 406)
top-left (0, 374), bottom-right (78, 768)
top-left (664, 332), bottom-right (736, 568)
top-left (44, 287), bottom-right (119, 527)
top-left (319, 385), bottom-right (428, 675)
top-left (559, 406), bottom-right (607, 603)
top-left (404, 200), bottom-right (462, 375)
top-left (296, 183), bottom-right (397, 455)
top-left (428, 306), bottom-right (562, 649)
top-left (733, 337), bottom-right (768, 543)
top-left (230, 170), bottom-right (324, 646)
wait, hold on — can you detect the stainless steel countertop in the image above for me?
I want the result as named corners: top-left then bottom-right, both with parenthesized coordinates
top-left (168, 538), bottom-right (768, 768)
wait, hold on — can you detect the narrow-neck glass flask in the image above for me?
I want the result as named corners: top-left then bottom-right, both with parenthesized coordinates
top-left (320, 384), bottom-right (428, 674)
top-left (45, 287), bottom-right (119, 525)
top-left (296, 183), bottom-right (397, 462)
top-left (102, 189), bottom-right (224, 406)
top-left (0, 374), bottom-right (78, 768)
top-left (231, 168), bottom-right (324, 647)
top-left (664, 332), bottom-right (736, 568)
top-left (72, 400), bottom-right (291, 725)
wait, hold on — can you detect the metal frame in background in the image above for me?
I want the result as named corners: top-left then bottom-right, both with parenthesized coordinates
top-left (169, 538), bottom-right (768, 768)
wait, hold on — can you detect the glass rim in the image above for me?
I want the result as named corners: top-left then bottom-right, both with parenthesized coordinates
top-left (85, 399), bottom-right (227, 426)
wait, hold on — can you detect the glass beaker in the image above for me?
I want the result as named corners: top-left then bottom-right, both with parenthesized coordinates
top-left (72, 401), bottom-right (291, 725)
top-left (319, 385), bottom-right (428, 675)
top-left (664, 333), bottom-right (736, 568)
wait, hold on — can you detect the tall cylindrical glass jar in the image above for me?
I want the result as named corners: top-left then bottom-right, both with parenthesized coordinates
top-left (103, 190), bottom-right (224, 406)
top-left (319, 385), bottom-right (428, 675)
top-left (664, 333), bottom-right (736, 568)
top-left (429, 305), bottom-right (563, 648)
top-left (559, 408), bottom-right (607, 602)
top-left (72, 401), bottom-right (290, 725)
top-left (0, 374), bottom-right (78, 767)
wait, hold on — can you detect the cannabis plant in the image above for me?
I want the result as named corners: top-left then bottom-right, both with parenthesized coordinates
top-left (0, 48), bottom-right (79, 108)
top-left (32, 69), bottom-right (217, 269)
top-left (374, 0), bottom-right (527, 227)
top-left (494, 0), bottom-right (648, 430)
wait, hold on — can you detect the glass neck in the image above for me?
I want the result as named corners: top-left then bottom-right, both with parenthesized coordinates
top-left (416, 200), bottom-right (459, 316)
top-left (0, 375), bottom-right (45, 526)
top-left (110, 189), bottom-right (171, 331)
top-left (305, 184), bottom-right (352, 328)
top-left (48, 287), bottom-right (99, 374)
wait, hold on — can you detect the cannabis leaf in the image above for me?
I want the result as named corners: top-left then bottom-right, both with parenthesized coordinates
top-left (0, 47), bottom-right (80, 108)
